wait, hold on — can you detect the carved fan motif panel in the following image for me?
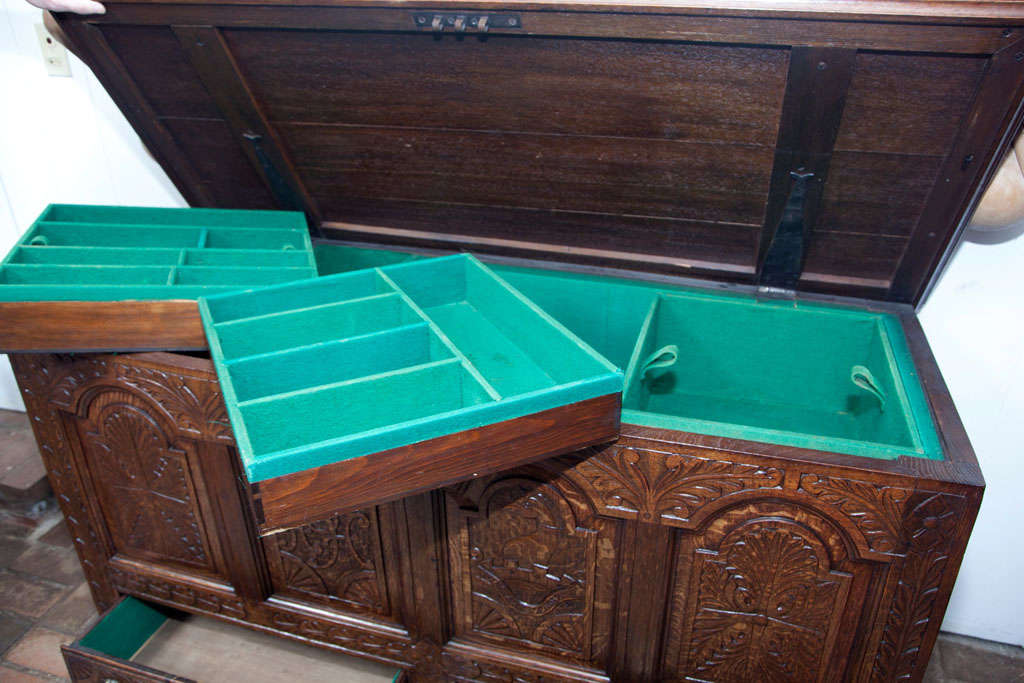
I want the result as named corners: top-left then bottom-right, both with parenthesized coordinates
top-left (675, 517), bottom-right (853, 682)
top-left (265, 510), bottom-right (390, 616)
top-left (448, 477), bottom-right (615, 667)
top-left (75, 391), bottom-right (216, 572)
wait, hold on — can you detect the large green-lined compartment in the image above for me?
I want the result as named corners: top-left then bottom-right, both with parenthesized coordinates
top-left (200, 253), bottom-right (623, 482)
top-left (314, 244), bottom-right (942, 462)
top-left (0, 204), bottom-right (317, 300)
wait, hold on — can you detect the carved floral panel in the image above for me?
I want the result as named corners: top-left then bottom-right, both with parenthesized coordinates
top-left (449, 477), bottom-right (614, 666)
top-left (568, 444), bottom-right (783, 525)
top-left (267, 510), bottom-right (389, 616)
top-left (77, 391), bottom-right (216, 572)
top-left (677, 519), bottom-right (852, 682)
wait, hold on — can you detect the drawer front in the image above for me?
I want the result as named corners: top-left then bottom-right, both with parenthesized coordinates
top-left (63, 646), bottom-right (192, 683)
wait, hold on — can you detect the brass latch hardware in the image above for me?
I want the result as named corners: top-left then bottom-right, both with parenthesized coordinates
top-left (412, 13), bottom-right (521, 32)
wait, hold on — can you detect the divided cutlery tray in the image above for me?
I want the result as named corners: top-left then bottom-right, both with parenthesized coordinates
top-left (0, 204), bottom-right (317, 352)
top-left (200, 254), bottom-right (622, 531)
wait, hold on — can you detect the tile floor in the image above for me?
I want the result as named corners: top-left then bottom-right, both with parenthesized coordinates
top-left (0, 405), bottom-right (1022, 681)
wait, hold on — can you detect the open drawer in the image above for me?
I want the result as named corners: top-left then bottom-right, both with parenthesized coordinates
top-left (62, 597), bottom-right (403, 682)
top-left (0, 204), bottom-right (318, 352)
top-left (200, 253), bottom-right (623, 534)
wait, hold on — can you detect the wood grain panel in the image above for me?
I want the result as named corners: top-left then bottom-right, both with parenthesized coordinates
top-left (252, 393), bottom-right (621, 535)
top-left (0, 300), bottom-right (206, 353)
top-left (801, 232), bottom-right (907, 289)
top-left (89, 6), bottom-right (1014, 54)
top-left (835, 52), bottom-right (988, 156)
top-left (287, 126), bottom-right (773, 224)
top-left (99, 25), bottom-right (222, 120)
top-left (226, 30), bottom-right (789, 144)
top-left (319, 199), bottom-right (758, 275)
top-left (815, 151), bottom-right (945, 237)
top-left (162, 119), bottom-right (277, 210)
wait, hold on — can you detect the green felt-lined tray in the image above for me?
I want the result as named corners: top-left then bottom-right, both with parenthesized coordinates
top-left (0, 204), bottom-right (317, 300)
top-left (199, 254), bottom-right (623, 483)
top-left (313, 244), bottom-right (944, 462)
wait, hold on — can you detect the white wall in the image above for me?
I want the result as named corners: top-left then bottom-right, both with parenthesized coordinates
top-left (921, 232), bottom-right (1024, 646)
top-left (0, 0), bottom-right (184, 411)
top-left (1, 0), bottom-right (1022, 646)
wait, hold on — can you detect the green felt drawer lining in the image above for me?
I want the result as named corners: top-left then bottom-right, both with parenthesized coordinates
top-left (201, 254), bottom-right (623, 481)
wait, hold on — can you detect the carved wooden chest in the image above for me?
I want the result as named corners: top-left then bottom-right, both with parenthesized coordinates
top-left (9, 0), bottom-right (1023, 679)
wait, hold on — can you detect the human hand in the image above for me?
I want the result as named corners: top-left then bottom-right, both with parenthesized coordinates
top-left (26, 0), bottom-right (104, 15)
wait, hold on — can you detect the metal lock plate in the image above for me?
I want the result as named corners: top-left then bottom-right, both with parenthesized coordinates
top-left (411, 13), bottom-right (522, 32)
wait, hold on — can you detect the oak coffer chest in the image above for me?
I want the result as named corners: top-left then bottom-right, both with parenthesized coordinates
top-left (8, 0), bottom-right (1023, 680)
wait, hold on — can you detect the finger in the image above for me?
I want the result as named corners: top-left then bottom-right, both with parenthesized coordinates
top-left (62, 0), bottom-right (106, 14)
top-left (40, 0), bottom-right (106, 14)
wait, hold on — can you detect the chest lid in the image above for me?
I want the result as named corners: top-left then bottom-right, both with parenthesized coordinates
top-left (199, 253), bottom-right (622, 532)
top-left (57, 1), bottom-right (1024, 308)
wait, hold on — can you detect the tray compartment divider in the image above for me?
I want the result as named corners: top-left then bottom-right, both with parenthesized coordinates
top-left (376, 267), bottom-right (502, 401)
top-left (224, 321), bottom-right (452, 403)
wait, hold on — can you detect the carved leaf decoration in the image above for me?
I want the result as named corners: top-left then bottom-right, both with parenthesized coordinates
top-left (685, 524), bottom-right (847, 682)
top-left (574, 446), bottom-right (783, 523)
top-left (871, 492), bottom-right (962, 681)
top-left (467, 480), bottom-right (592, 658)
top-left (117, 364), bottom-right (233, 443)
top-left (273, 511), bottom-right (385, 613)
top-left (14, 355), bottom-right (108, 407)
top-left (799, 474), bottom-right (911, 554)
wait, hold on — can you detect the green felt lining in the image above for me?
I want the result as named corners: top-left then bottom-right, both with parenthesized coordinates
top-left (311, 244), bottom-right (943, 462)
top-left (0, 204), bottom-right (318, 301)
top-left (78, 597), bottom-right (169, 661)
top-left (212, 292), bottom-right (418, 358)
top-left (200, 253), bottom-right (623, 482)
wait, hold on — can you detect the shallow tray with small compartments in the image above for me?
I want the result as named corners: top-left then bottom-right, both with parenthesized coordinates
top-left (199, 253), bottom-right (622, 533)
top-left (0, 204), bottom-right (317, 352)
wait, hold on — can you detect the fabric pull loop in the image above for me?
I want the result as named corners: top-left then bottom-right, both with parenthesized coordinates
top-left (851, 364), bottom-right (886, 411)
top-left (641, 344), bottom-right (679, 383)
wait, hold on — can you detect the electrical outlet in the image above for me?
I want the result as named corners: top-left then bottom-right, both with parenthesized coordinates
top-left (35, 24), bottom-right (71, 77)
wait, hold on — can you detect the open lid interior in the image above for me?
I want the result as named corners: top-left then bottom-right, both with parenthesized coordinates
top-left (57, 2), bottom-right (1024, 308)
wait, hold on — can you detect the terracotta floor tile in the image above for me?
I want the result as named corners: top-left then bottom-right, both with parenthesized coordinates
top-left (0, 537), bottom-right (29, 570)
top-left (10, 545), bottom-right (83, 587)
top-left (0, 614), bottom-right (31, 657)
top-left (40, 584), bottom-right (97, 637)
top-left (4, 627), bottom-right (72, 677)
top-left (0, 571), bottom-right (66, 618)
top-left (0, 664), bottom-right (53, 682)
top-left (38, 523), bottom-right (72, 550)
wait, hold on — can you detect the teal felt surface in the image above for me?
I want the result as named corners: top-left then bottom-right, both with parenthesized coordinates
top-left (200, 254), bottom-right (623, 482)
top-left (0, 204), bottom-right (318, 300)
top-left (78, 597), bottom-right (169, 660)
top-left (312, 244), bottom-right (943, 462)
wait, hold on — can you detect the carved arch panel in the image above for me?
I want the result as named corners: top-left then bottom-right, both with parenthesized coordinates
top-left (71, 387), bottom-right (224, 577)
top-left (445, 474), bottom-right (618, 671)
top-left (664, 502), bottom-right (870, 683)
